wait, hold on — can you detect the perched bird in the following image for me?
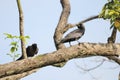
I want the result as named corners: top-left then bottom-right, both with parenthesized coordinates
top-left (61, 23), bottom-right (85, 46)
top-left (17, 43), bottom-right (39, 60)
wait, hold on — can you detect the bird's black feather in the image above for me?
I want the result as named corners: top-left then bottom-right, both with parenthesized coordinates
top-left (17, 43), bottom-right (38, 60)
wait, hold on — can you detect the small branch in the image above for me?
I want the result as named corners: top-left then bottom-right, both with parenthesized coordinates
top-left (107, 27), bottom-right (117, 43)
top-left (63, 15), bottom-right (99, 34)
top-left (54, 0), bottom-right (71, 49)
top-left (107, 56), bottom-right (120, 64)
top-left (16, 0), bottom-right (27, 59)
top-left (77, 15), bottom-right (99, 25)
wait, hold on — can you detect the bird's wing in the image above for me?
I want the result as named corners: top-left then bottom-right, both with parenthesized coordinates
top-left (61, 29), bottom-right (85, 43)
top-left (64, 29), bottom-right (83, 39)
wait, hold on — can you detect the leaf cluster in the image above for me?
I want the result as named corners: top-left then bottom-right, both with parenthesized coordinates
top-left (4, 33), bottom-right (30, 61)
top-left (99, 0), bottom-right (120, 31)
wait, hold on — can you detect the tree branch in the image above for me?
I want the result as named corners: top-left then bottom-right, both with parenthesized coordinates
top-left (108, 27), bottom-right (117, 43)
top-left (0, 43), bottom-right (119, 78)
top-left (107, 56), bottom-right (120, 64)
top-left (17, 0), bottom-right (27, 59)
top-left (106, 26), bottom-right (120, 65)
top-left (63, 15), bottom-right (99, 34)
top-left (0, 68), bottom-right (38, 80)
top-left (54, 0), bottom-right (71, 49)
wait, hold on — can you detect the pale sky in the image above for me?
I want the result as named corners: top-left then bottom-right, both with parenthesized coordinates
top-left (0, 0), bottom-right (120, 80)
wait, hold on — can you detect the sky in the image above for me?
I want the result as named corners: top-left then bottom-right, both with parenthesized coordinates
top-left (0, 0), bottom-right (120, 80)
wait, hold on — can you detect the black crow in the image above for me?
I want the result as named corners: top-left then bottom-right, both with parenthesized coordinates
top-left (17, 43), bottom-right (38, 60)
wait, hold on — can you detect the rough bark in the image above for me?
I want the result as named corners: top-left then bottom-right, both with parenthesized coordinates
top-left (53, 0), bottom-right (99, 68)
top-left (54, 0), bottom-right (71, 49)
top-left (0, 43), bottom-right (120, 79)
top-left (0, 69), bottom-right (38, 80)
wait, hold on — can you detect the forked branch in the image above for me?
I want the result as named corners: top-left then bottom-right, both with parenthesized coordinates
top-left (54, 0), bottom-right (71, 49)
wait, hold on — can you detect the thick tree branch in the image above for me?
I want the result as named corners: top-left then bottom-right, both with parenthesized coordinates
top-left (17, 0), bottom-right (27, 59)
top-left (0, 68), bottom-right (38, 80)
top-left (54, 0), bottom-right (71, 49)
top-left (0, 43), bottom-right (119, 78)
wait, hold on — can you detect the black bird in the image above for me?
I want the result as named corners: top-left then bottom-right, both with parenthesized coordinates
top-left (61, 23), bottom-right (85, 46)
top-left (17, 43), bottom-right (39, 60)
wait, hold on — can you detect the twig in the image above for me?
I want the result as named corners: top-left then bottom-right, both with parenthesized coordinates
top-left (63, 15), bottom-right (99, 34)
top-left (107, 27), bottom-right (117, 43)
top-left (76, 15), bottom-right (99, 25)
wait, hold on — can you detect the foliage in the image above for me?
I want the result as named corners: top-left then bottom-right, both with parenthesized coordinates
top-left (99, 0), bottom-right (120, 31)
top-left (4, 33), bottom-right (30, 61)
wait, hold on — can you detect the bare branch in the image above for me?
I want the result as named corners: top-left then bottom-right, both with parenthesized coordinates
top-left (77, 15), bottom-right (99, 25)
top-left (0, 43), bottom-right (119, 78)
top-left (108, 27), bottom-right (117, 43)
top-left (63, 15), bottom-right (99, 34)
top-left (54, 0), bottom-right (71, 49)
top-left (16, 0), bottom-right (27, 59)
top-left (107, 56), bottom-right (120, 64)
top-left (106, 26), bottom-right (120, 65)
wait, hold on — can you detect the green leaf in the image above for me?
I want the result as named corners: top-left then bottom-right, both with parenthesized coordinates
top-left (10, 47), bottom-right (16, 53)
top-left (99, 0), bottom-right (120, 29)
top-left (114, 18), bottom-right (120, 31)
top-left (25, 36), bottom-right (30, 39)
top-left (10, 42), bottom-right (17, 46)
top-left (13, 36), bottom-right (19, 39)
top-left (4, 33), bottom-right (13, 39)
